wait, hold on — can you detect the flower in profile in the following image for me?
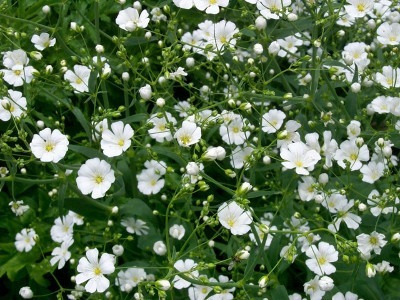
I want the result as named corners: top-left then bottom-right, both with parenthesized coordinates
top-left (280, 142), bottom-right (321, 175)
top-left (76, 248), bottom-right (115, 293)
top-left (121, 217), bottom-right (149, 235)
top-left (305, 242), bottom-right (338, 275)
top-left (15, 228), bottom-right (37, 252)
top-left (0, 89), bottom-right (27, 121)
top-left (148, 112), bottom-right (177, 143)
top-left (101, 121), bottom-right (134, 157)
top-left (76, 158), bottom-right (115, 199)
top-left (30, 128), bottom-right (69, 163)
top-left (116, 8), bottom-right (150, 32)
top-left (304, 275), bottom-right (326, 300)
top-left (218, 201), bottom-right (253, 235)
top-left (172, 259), bottom-right (199, 289)
top-left (64, 65), bottom-right (91, 93)
top-left (31, 33), bottom-right (56, 51)
top-left (174, 120), bottom-right (202, 147)
top-left (50, 238), bottom-right (74, 269)
top-left (9, 200), bottom-right (29, 216)
top-left (169, 224), bottom-right (185, 240)
top-left (375, 66), bottom-right (400, 89)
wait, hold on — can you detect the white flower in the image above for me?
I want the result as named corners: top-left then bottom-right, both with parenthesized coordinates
top-left (76, 158), bottom-right (115, 199)
top-left (375, 66), bottom-right (400, 89)
top-left (327, 199), bottom-right (361, 233)
top-left (346, 120), bottom-right (361, 139)
top-left (304, 276), bottom-right (325, 300)
top-left (194, 0), bottom-right (229, 14)
top-left (277, 120), bottom-right (301, 148)
top-left (262, 109), bottom-right (286, 133)
top-left (148, 112), bottom-right (177, 142)
top-left (173, 0), bottom-right (194, 9)
top-left (367, 190), bottom-right (399, 217)
top-left (344, 0), bottom-right (374, 18)
top-left (116, 8), bottom-right (150, 31)
top-left (332, 291), bottom-right (359, 300)
top-left (219, 116), bottom-right (250, 145)
top-left (9, 200), bottom-right (29, 216)
top-left (112, 245), bottom-right (124, 256)
top-left (217, 201), bottom-right (253, 235)
top-left (156, 279), bottom-right (171, 291)
top-left (1, 49), bottom-right (35, 87)
top-left (92, 119), bottom-right (108, 141)
top-left (0, 89), bottom-right (27, 121)
top-left (169, 224), bottom-right (185, 240)
top-left (30, 128), bottom-right (69, 163)
top-left (15, 228), bottom-right (37, 252)
top-left (76, 248), bottom-right (115, 293)
top-left (50, 215), bottom-right (74, 243)
top-left (377, 22), bottom-right (400, 46)
top-left (186, 162), bottom-right (200, 176)
top-left (153, 240), bottom-right (167, 255)
top-left (357, 231), bottom-right (387, 256)
top-left (203, 146), bottom-right (226, 161)
top-left (174, 121), bottom-right (202, 147)
top-left (121, 217), bottom-right (149, 235)
top-left (268, 41), bottom-right (281, 56)
top-left (209, 20), bottom-right (238, 51)
top-left (298, 176), bottom-right (317, 201)
top-left (31, 33), bottom-right (56, 51)
top-left (137, 169), bottom-right (165, 195)
top-left (169, 67), bottom-right (188, 79)
top-left (280, 142), bottom-right (321, 175)
top-left (172, 259), bottom-right (199, 289)
top-left (188, 282), bottom-right (212, 300)
top-left (101, 121), bottom-right (134, 157)
top-left (116, 268), bottom-right (147, 291)
top-left (360, 161), bottom-right (384, 184)
top-left (374, 260), bottom-right (394, 274)
top-left (334, 140), bottom-right (369, 171)
top-left (64, 65), bottom-right (91, 93)
top-left (276, 35), bottom-right (303, 57)
top-left (370, 96), bottom-right (393, 114)
top-left (280, 244), bottom-right (298, 263)
top-left (207, 275), bottom-right (235, 300)
top-left (67, 210), bottom-right (84, 226)
top-left (19, 287), bottom-right (33, 299)
top-left (50, 238), bottom-right (74, 269)
top-left (257, 0), bottom-right (291, 20)
top-left (305, 242), bottom-right (338, 275)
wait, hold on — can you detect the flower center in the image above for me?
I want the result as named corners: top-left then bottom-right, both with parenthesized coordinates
top-left (118, 139), bottom-right (125, 147)
top-left (227, 218), bottom-right (235, 227)
top-left (95, 175), bottom-right (104, 184)
top-left (150, 179), bottom-right (157, 186)
top-left (295, 161), bottom-right (303, 167)
top-left (63, 225), bottom-right (69, 233)
top-left (180, 135), bottom-right (191, 145)
top-left (370, 236), bottom-right (378, 245)
top-left (349, 153), bottom-right (358, 161)
top-left (232, 126), bottom-right (240, 133)
top-left (220, 36), bottom-right (227, 44)
top-left (75, 78), bottom-right (83, 84)
top-left (357, 3), bottom-right (365, 12)
top-left (94, 267), bottom-right (102, 276)
top-left (389, 36), bottom-right (396, 42)
top-left (14, 70), bottom-right (22, 75)
top-left (45, 143), bottom-right (55, 152)
top-left (209, 0), bottom-right (217, 4)
top-left (318, 256), bottom-right (327, 265)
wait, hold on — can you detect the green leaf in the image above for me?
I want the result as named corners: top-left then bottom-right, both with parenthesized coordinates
top-left (71, 107), bottom-right (92, 141)
top-left (121, 113), bottom-right (148, 123)
top-left (63, 197), bottom-right (111, 219)
top-left (269, 285), bottom-right (289, 300)
top-left (119, 198), bottom-right (153, 221)
top-left (69, 144), bottom-right (105, 159)
top-left (58, 182), bottom-right (68, 216)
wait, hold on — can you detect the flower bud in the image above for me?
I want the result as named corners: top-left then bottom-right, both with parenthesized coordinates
top-left (262, 155), bottom-right (271, 165)
top-left (358, 203), bottom-right (367, 211)
top-left (156, 280), bottom-right (171, 291)
top-left (351, 82), bottom-right (361, 93)
top-left (318, 173), bottom-right (329, 184)
top-left (318, 276), bottom-right (334, 291)
top-left (139, 84), bottom-right (152, 100)
top-left (111, 206), bottom-right (119, 214)
top-left (391, 233), bottom-right (400, 243)
top-left (122, 72), bottom-right (130, 81)
top-left (255, 16), bottom-right (267, 30)
top-left (258, 275), bottom-right (269, 288)
top-left (19, 287), bottom-right (33, 299)
top-left (287, 13), bottom-right (298, 21)
top-left (186, 162), bottom-right (199, 176)
top-left (112, 244), bottom-right (124, 256)
top-left (153, 241), bottom-right (167, 256)
top-left (95, 44), bottom-right (104, 53)
top-left (237, 182), bottom-right (253, 195)
top-left (42, 5), bottom-right (51, 14)
top-left (277, 130), bottom-right (288, 140)
top-left (186, 57), bottom-right (195, 67)
top-left (253, 43), bottom-right (264, 55)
